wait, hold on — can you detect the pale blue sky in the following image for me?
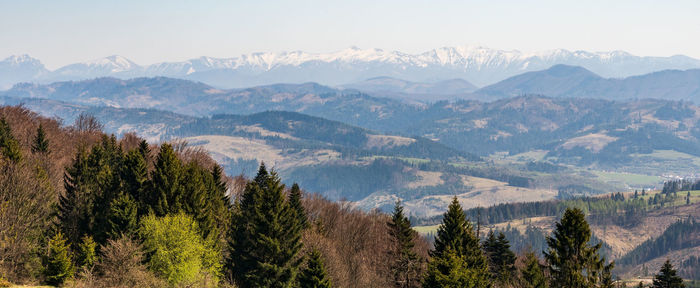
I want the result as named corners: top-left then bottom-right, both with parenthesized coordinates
top-left (1, 0), bottom-right (699, 69)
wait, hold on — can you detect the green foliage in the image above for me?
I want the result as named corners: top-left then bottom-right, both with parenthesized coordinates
top-left (106, 192), bottom-right (139, 239)
top-left (289, 183), bottom-right (308, 231)
top-left (544, 208), bottom-right (607, 288)
top-left (59, 148), bottom-right (95, 246)
top-left (139, 213), bottom-right (221, 286)
top-left (149, 143), bottom-right (184, 216)
top-left (228, 163), bottom-right (303, 288)
top-left (0, 117), bottom-right (22, 163)
top-left (422, 248), bottom-right (490, 288)
top-left (44, 232), bottom-right (74, 286)
top-left (425, 197), bottom-right (489, 287)
top-left (31, 124), bottom-right (50, 154)
top-left (120, 149), bottom-right (149, 216)
top-left (387, 201), bottom-right (421, 288)
top-left (653, 260), bottom-right (685, 288)
top-left (77, 235), bottom-right (97, 269)
top-left (482, 231), bottom-right (516, 284)
top-left (521, 251), bottom-right (548, 288)
top-left (298, 249), bottom-right (332, 288)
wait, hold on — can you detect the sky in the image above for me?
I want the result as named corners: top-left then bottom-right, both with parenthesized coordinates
top-left (1, 0), bottom-right (699, 69)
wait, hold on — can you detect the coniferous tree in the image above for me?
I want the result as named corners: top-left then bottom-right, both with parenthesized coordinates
top-left (424, 197), bottom-right (489, 288)
top-left (59, 148), bottom-right (94, 247)
top-left (149, 143), bottom-right (184, 216)
top-left (211, 164), bottom-right (232, 232)
top-left (105, 192), bottom-right (139, 239)
top-left (388, 201), bottom-right (421, 288)
top-left (31, 124), bottom-right (50, 154)
top-left (182, 162), bottom-right (216, 239)
top-left (653, 260), bottom-right (685, 288)
top-left (289, 183), bottom-right (308, 231)
top-left (76, 235), bottom-right (97, 269)
top-left (228, 164), bottom-right (303, 287)
top-left (44, 232), bottom-right (74, 286)
top-left (521, 251), bottom-right (548, 288)
top-left (120, 149), bottom-right (148, 216)
top-left (298, 249), bottom-right (332, 288)
top-left (89, 135), bottom-right (124, 244)
top-left (601, 261), bottom-right (615, 288)
top-left (544, 208), bottom-right (607, 288)
top-left (0, 117), bottom-right (22, 163)
top-left (483, 231), bottom-right (516, 284)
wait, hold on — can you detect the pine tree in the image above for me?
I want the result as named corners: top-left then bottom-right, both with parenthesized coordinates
top-left (59, 148), bottom-right (95, 246)
top-left (422, 248), bottom-right (488, 288)
top-left (544, 208), bottom-right (607, 288)
top-left (105, 192), bottom-right (139, 239)
top-left (483, 231), bottom-right (516, 284)
top-left (601, 261), bottom-right (616, 288)
top-left (289, 183), bottom-right (308, 230)
top-left (227, 164), bottom-right (303, 287)
top-left (138, 139), bottom-right (151, 161)
top-left (149, 143), bottom-right (184, 216)
top-left (298, 249), bottom-right (332, 288)
top-left (181, 162), bottom-right (216, 239)
top-left (425, 197), bottom-right (489, 288)
top-left (120, 149), bottom-right (148, 216)
top-left (89, 135), bottom-right (124, 244)
top-left (521, 251), bottom-right (548, 288)
top-left (0, 117), bottom-right (22, 163)
top-left (76, 235), bottom-right (97, 269)
top-left (44, 232), bottom-right (74, 286)
top-left (31, 124), bottom-right (50, 154)
top-left (652, 260), bottom-right (685, 288)
top-left (388, 201), bottom-right (421, 288)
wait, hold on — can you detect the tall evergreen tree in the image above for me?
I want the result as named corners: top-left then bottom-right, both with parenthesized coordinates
top-left (44, 232), bottom-right (74, 286)
top-left (227, 164), bottom-right (303, 287)
top-left (89, 135), bottom-right (124, 244)
top-left (544, 208), bottom-right (607, 288)
top-left (0, 117), bottom-right (22, 163)
top-left (76, 235), bottom-right (97, 269)
top-left (298, 249), bottom-right (332, 288)
top-left (31, 124), bottom-right (50, 154)
top-left (422, 248), bottom-right (488, 288)
top-left (425, 197), bottom-right (489, 288)
top-left (182, 162), bottom-right (216, 239)
top-left (58, 148), bottom-right (95, 246)
top-left (105, 192), bottom-right (139, 239)
top-left (149, 143), bottom-right (184, 216)
top-left (120, 149), bottom-right (149, 216)
top-left (521, 251), bottom-right (548, 288)
top-left (653, 260), bottom-right (685, 288)
top-left (387, 201), bottom-right (421, 288)
top-left (289, 183), bottom-right (308, 230)
top-left (483, 231), bottom-right (516, 284)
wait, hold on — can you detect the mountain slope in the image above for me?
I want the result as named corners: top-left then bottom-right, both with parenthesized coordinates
top-left (341, 76), bottom-right (478, 102)
top-left (3, 45), bottom-right (700, 89)
top-left (475, 65), bottom-right (700, 101)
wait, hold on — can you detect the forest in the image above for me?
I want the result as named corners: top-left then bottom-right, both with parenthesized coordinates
top-left (0, 104), bottom-right (691, 287)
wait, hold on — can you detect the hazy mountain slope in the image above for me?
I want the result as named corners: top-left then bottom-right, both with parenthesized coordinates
top-left (475, 65), bottom-right (700, 101)
top-left (0, 55), bottom-right (48, 89)
top-left (341, 76), bottom-right (478, 102)
top-left (4, 45), bottom-right (700, 89)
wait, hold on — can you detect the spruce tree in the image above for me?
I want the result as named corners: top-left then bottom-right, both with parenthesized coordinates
top-left (289, 183), bottom-right (308, 230)
top-left (521, 251), bottom-right (548, 288)
top-left (76, 235), bottom-right (97, 269)
top-left (544, 208), bottom-right (606, 288)
top-left (425, 197), bottom-right (489, 288)
top-left (387, 201), bottom-right (420, 288)
top-left (31, 124), bottom-right (50, 154)
top-left (105, 192), bottom-right (139, 239)
top-left (298, 249), bottom-right (332, 288)
top-left (0, 117), bottom-right (22, 163)
top-left (44, 232), bottom-right (74, 286)
top-left (89, 135), bottom-right (124, 244)
top-left (653, 260), bottom-right (685, 288)
top-left (422, 248), bottom-right (488, 288)
top-left (182, 162), bottom-right (216, 239)
top-left (120, 149), bottom-right (148, 216)
top-left (228, 164), bottom-right (303, 287)
top-left (483, 231), bottom-right (516, 284)
top-left (149, 143), bottom-right (184, 216)
top-left (59, 148), bottom-right (95, 246)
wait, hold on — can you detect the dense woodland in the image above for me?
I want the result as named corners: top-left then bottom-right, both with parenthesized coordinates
top-left (0, 105), bottom-right (693, 287)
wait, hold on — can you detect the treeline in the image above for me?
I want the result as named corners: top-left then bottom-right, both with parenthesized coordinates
top-left (415, 190), bottom-right (680, 229)
top-left (618, 217), bottom-right (700, 276)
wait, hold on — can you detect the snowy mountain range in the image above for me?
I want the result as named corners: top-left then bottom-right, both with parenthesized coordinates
top-left (3, 45), bottom-right (700, 89)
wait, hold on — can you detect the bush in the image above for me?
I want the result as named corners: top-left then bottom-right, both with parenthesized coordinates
top-left (140, 213), bottom-right (221, 287)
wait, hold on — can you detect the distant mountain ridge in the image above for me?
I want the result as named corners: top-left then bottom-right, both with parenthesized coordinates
top-left (3, 45), bottom-right (700, 89)
top-left (475, 64), bottom-right (700, 101)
